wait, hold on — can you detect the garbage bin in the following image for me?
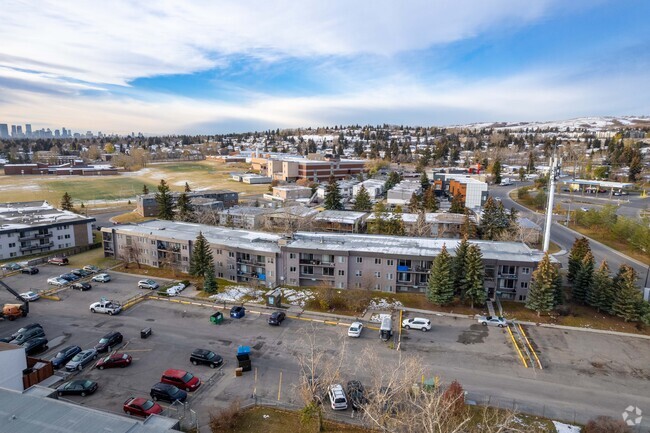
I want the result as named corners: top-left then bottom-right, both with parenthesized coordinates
top-left (210, 311), bottom-right (224, 325)
top-left (235, 367), bottom-right (243, 377)
top-left (140, 327), bottom-right (152, 339)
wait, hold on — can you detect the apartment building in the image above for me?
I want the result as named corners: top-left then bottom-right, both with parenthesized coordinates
top-left (366, 212), bottom-right (469, 238)
top-left (270, 185), bottom-right (313, 202)
top-left (217, 206), bottom-right (274, 230)
top-left (352, 179), bottom-right (385, 200)
top-left (0, 201), bottom-right (95, 260)
top-left (386, 180), bottom-right (422, 205)
top-left (102, 221), bottom-right (546, 301)
top-left (264, 156), bottom-right (366, 182)
top-left (136, 190), bottom-right (238, 217)
top-left (431, 172), bottom-right (488, 210)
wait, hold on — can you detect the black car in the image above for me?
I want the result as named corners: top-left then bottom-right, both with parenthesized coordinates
top-left (230, 306), bottom-right (245, 318)
top-left (23, 337), bottom-right (48, 355)
top-left (71, 269), bottom-right (91, 277)
top-left (59, 273), bottom-right (79, 282)
top-left (50, 345), bottom-right (82, 369)
top-left (72, 282), bottom-right (92, 291)
top-left (21, 266), bottom-right (39, 275)
top-left (346, 380), bottom-right (368, 411)
top-left (13, 326), bottom-right (45, 345)
top-left (57, 379), bottom-right (98, 397)
top-left (0, 336), bottom-right (14, 343)
top-left (11, 323), bottom-right (42, 339)
top-left (150, 382), bottom-right (188, 403)
top-left (94, 331), bottom-right (123, 353)
top-left (190, 348), bottom-right (223, 368)
top-left (268, 311), bottom-right (286, 326)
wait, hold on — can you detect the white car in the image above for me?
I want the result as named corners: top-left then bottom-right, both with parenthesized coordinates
top-left (89, 299), bottom-right (122, 315)
top-left (348, 322), bottom-right (363, 338)
top-left (328, 384), bottom-right (348, 410)
top-left (92, 273), bottom-right (111, 283)
top-left (47, 277), bottom-right (67, 286)
top-left (20, 291), bottom-right (40, 301)
top-left (477, 316), bottom-right (508, 327)
top-left (402, 317), bottom-right (432, 332)
top-left (166, 282), bottom-right (187, 296)
top-left (580, 207), bottom-right (589, 212)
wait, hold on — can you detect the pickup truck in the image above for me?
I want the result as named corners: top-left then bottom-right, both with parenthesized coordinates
top-left (89, 299), bottom-right (122, 315)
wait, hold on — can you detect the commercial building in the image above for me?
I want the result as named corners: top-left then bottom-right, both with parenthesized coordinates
top-left (102, 220), bottom-right (546, 301)
top-left (353, 179), bottom-right (385, 200)
top-left (0, 124), bottom-right (8, 138)
top-left (264, 156), bottom-right (366, 182)
top-left (387, 180), bottom-right (422, 205)
top-left (0, 201), bottom-right (95, 260)
top-left (3, 162), bottom-right (118, 176)
top-left (136, 190), bottom-right (238, 217)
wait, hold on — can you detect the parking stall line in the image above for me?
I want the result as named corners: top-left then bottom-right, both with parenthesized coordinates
top-left (518, 324), bottom-right (543, 369)
top-left (506, 325), bottom-right (528, 368)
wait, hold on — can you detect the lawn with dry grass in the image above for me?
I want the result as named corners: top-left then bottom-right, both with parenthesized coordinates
top-left (567, 223), bottom-right (650, 265)
top-left (111, 211), bottom-right (154, 224)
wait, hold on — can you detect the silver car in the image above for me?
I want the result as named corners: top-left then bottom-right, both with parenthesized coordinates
top-left (65, 349), bottom-right (98, 371)
top-left (477, 316), bottom-right (508, 327)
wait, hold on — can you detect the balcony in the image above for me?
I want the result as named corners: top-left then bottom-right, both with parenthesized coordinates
top-left (238, 258), bottom-right (266, 266)
top-left (498, 274), bottom-right (518, 280)
top-left (20, 242), bottom-right (53, 252)
top-left (299, 259), bottom-right (334, 266)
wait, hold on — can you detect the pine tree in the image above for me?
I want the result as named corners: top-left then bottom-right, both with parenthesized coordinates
top-left (463, 244), bottom-right (486, 309)
top-left (369, 202), bottom-right (389, 234)
top-left (449, 194), bottom-right (465, 214)
top-left (353, 185), bottom-right (372, 212)
top-left (408, 191), bottom-right (422, 213)
top-left (452, 237), bottom-right (470, 297)
top-left (388, 206), bottom-right (406, 235)
top-left (155, 179), bottom-right (175, 220)
top-left (176, 192), bottom-right (194, 222)
top-left (567, 237), bottom-right (591, 284)
top-left (460, 211), bottom-right (478, 239)
top-left (612, 265), bottom-right (641, 322)
top-left (324, 176), bottom-right (343, 210)
top-left (184, 182), bottom-right (192, 193)
top-left (142, 184), bottom-right (149, 195)
top-left (526, 253), bottom-right (557, 316)
top-left (423, 187), bottom-right (439, 212)
top-left (491, 159), bottom-right (502, 185)
top-left (427, 245), bottom-right (454, 306)
top-left (572, 251), bottom-right (594, 304)
top-left (60, 192), bottom-right (74, 211)
top-left (420, 172), bottom-right (430, 191)
top-left (189, 232), bottom-right (214, 279)
top-left (553, 269), bottom-right (564, 307)
top-left (527, 151), bottom-right (535, 173)
top-left (479, 197), bottom-right (510, 240)
top-left (203, 265), bottom-right (218, 294)
top-left (588, 260), bottom-right (614, 312)
top-left (384, 171), bottom-right (401, 191)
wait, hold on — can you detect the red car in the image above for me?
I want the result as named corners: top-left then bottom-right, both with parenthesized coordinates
top-left (96, 353), bottom-right (132, 370)
top-left (161, 369), bottom-right (201, 392)
top-left (123, 397), bottom-right (163, 417)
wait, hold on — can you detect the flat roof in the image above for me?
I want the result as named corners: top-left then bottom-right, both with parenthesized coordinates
top-left (273, 185), bottom-right (312, 191)
top-left (0, 201), bottom-right (95, 230)
top-left (560, 179), bottom-right (634, 188)
top-left (220, 206), bottom-right (273, 216)
top-left (314, 210), bottom-right (367, 224)
top-left (366, 212), bottom-right (468, 224)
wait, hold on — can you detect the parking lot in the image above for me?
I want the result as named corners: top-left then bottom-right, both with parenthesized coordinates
top-left (2, 266), bottom-right (650, 430)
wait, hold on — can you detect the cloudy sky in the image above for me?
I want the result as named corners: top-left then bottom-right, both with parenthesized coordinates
top-left (0, 0), bottom-right (649, 134)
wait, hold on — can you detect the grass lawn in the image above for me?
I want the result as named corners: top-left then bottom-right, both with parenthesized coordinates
top-left (567, 223), bottom-right (650, 265)
top-left (111, 211), bottom-right (154, 224)
top-left (69, 247), bottom-right (120, 269)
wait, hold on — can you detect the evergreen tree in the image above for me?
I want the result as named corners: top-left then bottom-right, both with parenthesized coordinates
top-left (369, 202), bottom-right (389, 234)
top-left (155, 179), bottom-right (175, 220)
top-left (460, 211), bottom-right (478, 239)
top-left (527, 152), bottom-right (535, 173)
top-left (184, 182), bottom-right (192, 193)
top-left (384, 171), bottom-right (401, 191)
top-left (388, 206), bottom-right (406, 235)
top-left (572, 251), bottom-right (594, 304)
top-left (60, 192), bottom-right (74, 211)
top-left (553, 269), bottom-right (564, 307)
top-left (526, 253), bottom-right (558, 316)
top-left (427, 245), bottom-right (454, 305)
top-left (449, 194), bottom-right (465, 214)
top-left (479, 197), bottom-right (510, 240)
top-left (463, 244), bottom-right (486, 309)
top-left (567, 237), bottom-right (591, 284)
top-left (612, 265), bottom-right (641, 322)
top-left (518, 167), bottom-right (526, 182)
top-left (408, 191), bottom-right (422, 213)
top-left (176, 192), bottom-right (195, 222)
top-left (323, 176), bottom-right (343, 210)
top-left (353, 185), bottom-right (372, 212)
top-left (588, 260), bottom-right (614, 312)
top-left (189, 232), bottom-right (214, 279)
top-left (423, 187), bottom-right (439, 212)
top-left (452, 237), bottom-right (470, 297)
top-left (491, 159), bottom-right (502, 185)
top-left (420, 172), bottom-right (431, 191)
top-left (203, 265), bottom-right (218, 294)
top-left (142, 184), bottom-right (149, 195)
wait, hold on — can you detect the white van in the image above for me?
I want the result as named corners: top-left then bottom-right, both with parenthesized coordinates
top-left (380, 316), bottom-right (392, 341)
top-left (500, 178), bottom-right (513, 186)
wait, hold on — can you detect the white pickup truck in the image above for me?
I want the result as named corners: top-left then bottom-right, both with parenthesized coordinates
top-left (89, 299), bottom-right (122, 315)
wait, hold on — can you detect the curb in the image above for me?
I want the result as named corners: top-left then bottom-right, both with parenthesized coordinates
top-left (519, 321), bottom-right (650, 340)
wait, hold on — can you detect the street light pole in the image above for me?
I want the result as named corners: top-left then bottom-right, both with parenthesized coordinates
top-left (543, 154), bottom-right (560, 253)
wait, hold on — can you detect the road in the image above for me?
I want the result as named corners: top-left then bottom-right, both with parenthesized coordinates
top-left (489, 184), bottom-right (649, 286)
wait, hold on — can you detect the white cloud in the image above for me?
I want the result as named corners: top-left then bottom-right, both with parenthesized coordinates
top-left (0, 0), bottom-right (562, 85)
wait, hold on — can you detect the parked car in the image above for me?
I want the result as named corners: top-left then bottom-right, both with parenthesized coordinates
top-left (230, 306), bottom-right (246, 319)
top-left (150, 383), bottom-right (188, 403)
top-left (477, 316), bottom-right (508, 327)
top-left (89, 299), bottom-right (121, 315)
top-left (94, 331), bottom-right (123, 353)
top-left (11, 323), bottom-right (42, 340)
top-left (19, 291), bottom-right (40, 302)
top-left (328, 384), bottom-right (348, 410)
top-left (83, 265), bottom-right (100, 273)
top-left (71, 269), bottom-right (91, 277)
top-left (97, 353), bottom-right (132, 369)
top-left (348, 322), bottom-right (363, 338)
top-left (166, 283), bottom-right (186, 296)
top-left (92, 273), bottom-right (111, 283)
top-left (190, 349), bottom-right (223, 368)
top-left (47, 277), bottom-right (67, 286)
top-left (402, 317), bottom-right (432, 332)
top-left (50, 345), bottom-right (82, 369)
top-left (580, 207), bottom-right (590, 212)
top-left (57, 379), bottom-right (98, 397)
top-left (59, 273), bottom-right (79, 282)
top-left (21, 266), bottom-right (39, 275)
top-left (72, 282), bottom-right (92, 291)
top-left (138, 279), bottom-right (159, 290)
top-left (123, 397), bottom-right (163, 418)
top-left (268, 311), bottom-right (286, 326)
top-left (22, 337), bottom-right (48, 355)
top-left (346, 380), bottom-right (368, 411)
top-left (13, 326), bottom-right (45, 344)
top-left (160, 369), bottom-right (201, 392)
top-left (48, 257), bottom-right (69, 266)
top-left (1, 263), bottom-right (22, 271)
top-left (65, 349), bottom-right (98, 371)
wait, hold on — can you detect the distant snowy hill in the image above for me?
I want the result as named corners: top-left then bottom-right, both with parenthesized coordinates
top-left (451, 116), bottom-right (650, 131)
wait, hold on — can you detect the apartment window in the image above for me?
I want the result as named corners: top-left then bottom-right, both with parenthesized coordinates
top-left (338, 256), bottom-right (345, 263)
top-left (518, 295), bottom-right (527, 301)
top-left (230, 276), bottom-right (236, 281)
top-left (397, 272), bottom-right (411, 282)
top-left (269, 271), bottom-right (274, 277)
top-left (302, 266), bottom-right (314, 275)
top-left (228, 264), bottom-right (235, 270)
top-left (182, 245), bottom-right (187, 250)
top-left (290, 278), bottom-right (297, 285)
top-left (228, 252), bottom-right (235, 258)
top-left (323, 268), bottom-right (334, 276)
top-left (64, 234), bottom-right (70, 239)
top-left (289, 253), bottom-right (296, 259)
top-left (267, 257), bottom-right (274, 264)
top-left (356, 257), bottom-right (363, 263)
top-left (338, 270), bottom-right (345, 276)
top-left (151, 240), bottom-right (155, 245)
top-left (374, 258), bottom-right (382, 265)
top-left (520, 282), bottom-right (529, 289)
top-left (8, 243), bottom-right (15, 248)
top-left (10, 252), bottom-right (17, 257)
top-left (374, 271), bottom-right (381, 278)
top-left (385, 285), bottom-right (393, 292)
top-left (290, 266), bottom-right (297, 272)
top-left (218, 272), bottom-right (224, 278)
top-left (216, 249), bottom-right (222, 255)
top-left (355, 270), bottom-right (362, 277)
top-left (387, 273), bottom-right (393, 280)
top-left (387, 259), bottom-right (394, 266)
top-left (522, 267), bottom-right (530, 275)
top-left (182, 257), bottom-right (188, 262)
top-left (499, 279), bottom-right (516, 289)
top-left (500, 265), bottom-right (517, 275)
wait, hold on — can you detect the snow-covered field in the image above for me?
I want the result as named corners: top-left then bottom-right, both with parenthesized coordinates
top-left (281, 288), bottom-right (314, 307)
top-left (552, 421), bottom-right (581, 433)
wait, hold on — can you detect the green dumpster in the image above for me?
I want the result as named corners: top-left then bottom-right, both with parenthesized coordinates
top-left (210, 311), bottom-right (224, 324)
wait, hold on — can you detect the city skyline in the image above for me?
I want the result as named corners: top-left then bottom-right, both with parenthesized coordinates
top-left (0, 1), bottom-right (649, 134)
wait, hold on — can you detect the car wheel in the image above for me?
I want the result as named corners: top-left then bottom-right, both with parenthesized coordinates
top-left (210, 363), bottom-right (216, 369)
top-left (121, 364), bottom-right (126, 368)
top-left (93, 354), bottom-right (97, 359)
top-left (152, 395), bottom-right (158, 401)
top-left (90, 308), bottom-right (96, 313)
top-left (78, 365), bottom-right (83, 371)
top-left (404, 325), bottom-right (410, 330)
top-left (98, 366), bottom-right (104, 370)
top-left (80, 392), bottom-right (86, 397)
top-left (191, 360), bottom-right (198, 366)
top-left (186, 387), bottom-right (191, 392)
top-left (125, 411), bottom-right (131, 416)
top-left (421, 328), bottom-right (427, 332)
top-left (108, 311), bottom-right (113, 315)
top-left (481, 322), bottom-right (487, 326)
top-left (58, 392), bottom-right (63, 396)
top-left (498, 324), bottom-right (504, 328)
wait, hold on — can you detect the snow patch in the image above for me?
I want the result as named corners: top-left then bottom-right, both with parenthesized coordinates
top-left (209, 286), bottom-right (264, 303)
top-left (552, 421), bottom-right (581, 433)
top-left (368, 298), bottom-right (403, 310)
top-left (281, 288), bottom-right (314, 307)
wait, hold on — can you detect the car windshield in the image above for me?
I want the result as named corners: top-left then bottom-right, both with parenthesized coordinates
top-left (55, 351), bottom-right (65, 358)
top-left (71, 354), bottom-right (82, 361)
top-left (181, 372), bottom-right (194, 382)
top-left (141, 400), bottom-right (154, 410)
top-left (206, 352), bottom-right (216, 359)
top-left (168, 386), bottom-right (181, 394)
top-left (99, 338), bottom-right (109, 344)
top-left (350, 326), bottom-right (359, 331)
top-left (83, 380), bottom-right (93, 388)
top-left (102, 356), bottom-right (111, 362)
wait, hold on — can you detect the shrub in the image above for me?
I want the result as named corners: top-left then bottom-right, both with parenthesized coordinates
top-left (442, 380), bottom-right (465, 418)
top-left (583, 416), bottom-right (631, 433)
top-left (209, 400), bottom-right (241, 432)
top-left (555, 305), bottom-right (572, 317)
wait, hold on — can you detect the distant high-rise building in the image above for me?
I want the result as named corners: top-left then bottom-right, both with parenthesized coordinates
top-left (16, 126), bottom-right (23, 137)
top-left (25, 124), bottom-right (32, 137)
top-left (0, 124), bottom-right (8, 138)
top-left (54, 129), bottom-right (60, 138)
top-left (11, 125), bottom-right (17, 136)
top-left (61, 127), bottom-right (68, 137)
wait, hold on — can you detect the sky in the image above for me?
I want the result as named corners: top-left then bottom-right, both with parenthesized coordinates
top-left (0, 0), bottom-right (649, 134)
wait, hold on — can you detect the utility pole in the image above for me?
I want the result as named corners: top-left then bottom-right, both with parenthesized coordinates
top-left (543, 153), bottom-right (561, 252)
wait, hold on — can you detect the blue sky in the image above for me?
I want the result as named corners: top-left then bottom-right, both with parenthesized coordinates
top-left (0, 0), bottom-right (648, 134)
